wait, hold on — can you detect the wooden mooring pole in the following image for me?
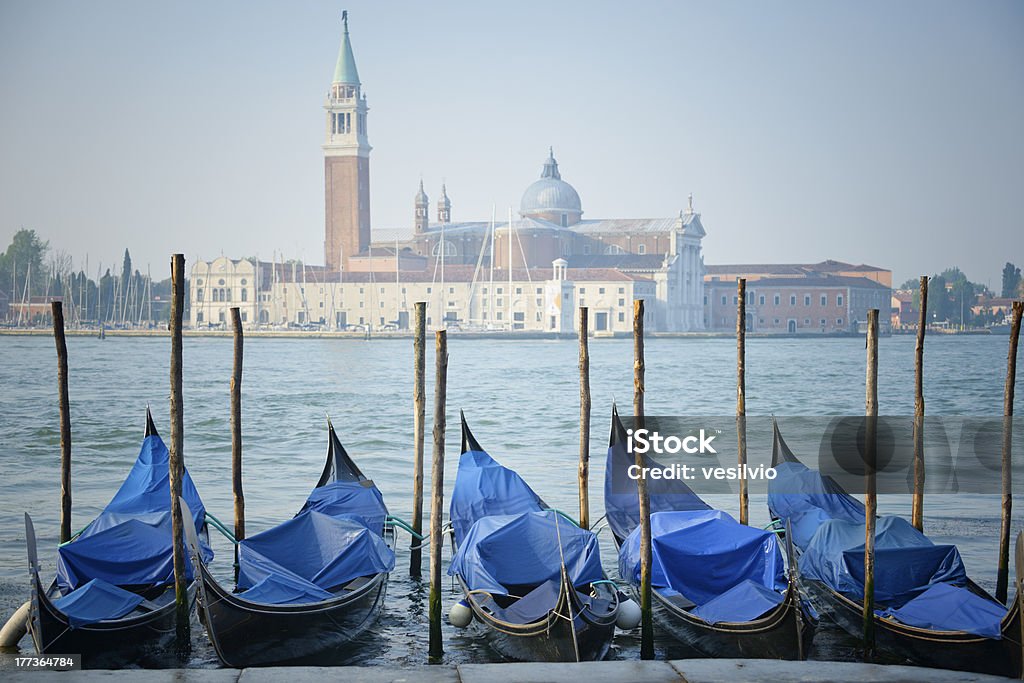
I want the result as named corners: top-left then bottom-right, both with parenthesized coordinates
top-left (428, 329), bottom-right (448, 662)
top-left (578, 307), bottom-right (591, 530)
top-left (168, 253), bottom-right (190, 657)
top-left (634, 299), bottom-right (654, 660)
top-left (51, 301), bottom-right (72, 544)
top-left (996, 301), bottom-right (1023, 604)
top-left (230, 306), bottom-right (244, 583)
top-left (911, 277), bottom-right (928, 532)
top-left (411, 302), bottom-right (427, 577)
top-left (736, 278), bottom-right (748, 525)
top-left (863, 308), bottom-right (879, 658)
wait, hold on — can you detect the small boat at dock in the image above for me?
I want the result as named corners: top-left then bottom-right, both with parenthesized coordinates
top-left (447, 412), bottom-right (620, 662)
top-left (182, 420), bottom-right (394, 667)
top-left (604, 406), bottom-right (814, 660)
top-left (24, 409), bottom-right (212, 668)
top-left (768, 418), bottom-right (1024, 677)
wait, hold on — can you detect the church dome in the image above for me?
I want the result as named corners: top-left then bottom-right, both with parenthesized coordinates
top-left (520, 149), bottom-right (582, 225)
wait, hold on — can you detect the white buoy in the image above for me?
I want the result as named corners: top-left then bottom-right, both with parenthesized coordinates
top-left (448, 599), bottom-right (473, 628)
top-left (616, 597), bottom-right (642, 630)
top-left (0, 601), bottom-right (30, 648)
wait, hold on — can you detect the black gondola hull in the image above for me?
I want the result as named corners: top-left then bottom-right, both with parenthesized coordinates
top-left (804, 578), bottom-right (1022, 678)
top-left (457, 576), bottom-right (616, 662)
top-left (27, 573), bottom-right (196, 669)
top-left (196, 562), bottom-right (388, 667)
top-left (648, 585), bottom-right (814, 660)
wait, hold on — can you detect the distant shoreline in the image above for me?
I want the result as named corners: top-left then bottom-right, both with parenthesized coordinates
top-left (0, 328), bottom-right (983, 340)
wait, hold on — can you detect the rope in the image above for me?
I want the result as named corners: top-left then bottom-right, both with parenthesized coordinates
top-left (204, 513), bottom-right (237, 544)
top-left (544, 508), bottom-right (581, 527)
top-left (386, 515), bottom-right (426, 540)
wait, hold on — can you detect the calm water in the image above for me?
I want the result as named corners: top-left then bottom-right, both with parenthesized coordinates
top-left (0, 333), bottom-right (1020, 667)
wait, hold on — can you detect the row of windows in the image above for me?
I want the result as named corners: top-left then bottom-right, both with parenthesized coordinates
top-left (196, 288), bottom-right (248, 303)
top-left (579, 287), bottom-right (625, 295)
top-left (719, 293), bottom-right (845, 307)
top-left (331, 111), bottom-right (367, 136)
top-left (722, 317), bottom-right (846, 327)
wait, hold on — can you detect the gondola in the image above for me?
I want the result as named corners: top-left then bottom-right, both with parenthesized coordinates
top-left (446, 412), bottom-right (619, 662)
top-left (768, 419), bottom-right (1024, 677)
top-left (604, 406), bottom-right (814, 659)
top-left (181, 420), bottom-right (394, 667)
top-left (24, 408), bottom-right (212, 668)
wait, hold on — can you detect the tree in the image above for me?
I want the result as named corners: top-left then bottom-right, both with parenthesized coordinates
top-left (0, 229), bottom-right (49, 299)
top-left (1002, 262), bottom-right (1021, 298)
top-left (898, 277), bottom-right (919, 290)
top-left (120, 249), bottom-right (132, 287)
top-left (929, 274), bottom-right (951, 322)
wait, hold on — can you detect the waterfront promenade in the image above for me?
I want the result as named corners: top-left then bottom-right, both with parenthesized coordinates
top-left (2, 660), bottom-right (1011, 682)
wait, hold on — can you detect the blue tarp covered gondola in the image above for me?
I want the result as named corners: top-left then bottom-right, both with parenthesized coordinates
top-left (229, 421), bottom-right (395, 606)
top-left (768, 439), bottom-right (1006, 638)
top-left (50, 424), bottom-right (213, 626)
top-left (449, 415), bottom-right (610, 633)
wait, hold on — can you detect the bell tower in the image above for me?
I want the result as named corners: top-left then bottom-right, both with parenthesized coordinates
top-left (438, 183), bottom-right (451, 224)
top-left (324, 12), bottom-right (371, 272)
top-left (414, 180), bottom-right (429, 233)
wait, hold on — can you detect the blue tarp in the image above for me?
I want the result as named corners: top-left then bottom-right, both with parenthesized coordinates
top-left (51, 578), bottom-right (144, 628)
top-left (55, 433), bottom-right (212, 594)
top-left (237, 510), bottom-right (395, 605)
top-left (885, 583), bottom-right (1006, 638)
top-left (448, 510), bottom-right (605, 596)
top-left (619, 510), bottom-right (786, 622)
top-left (299, 480), bottom-right (389, 534)
top-left (691, 580), bottom-right (785, 625)
top-left (799, 515), bottom-right (967, 606)
top-left (449, 449), bottom-right (545, 545)
top-left (604, 424), bottom-right (710, 541)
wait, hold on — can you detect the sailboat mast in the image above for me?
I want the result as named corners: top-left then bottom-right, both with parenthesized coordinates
top-left (440, 219), bottom-right (446, 329)
top-left (489, 206), bottom-right (495, 329)
top-left (507, 207), bottom-right (512, 330)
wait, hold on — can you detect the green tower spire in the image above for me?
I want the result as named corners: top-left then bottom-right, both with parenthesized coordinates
top-left (332, 11), bottom-right (360, 85)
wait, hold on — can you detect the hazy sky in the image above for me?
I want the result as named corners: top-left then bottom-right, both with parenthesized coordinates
top-left (1, 1), bottom-right (1021, 287)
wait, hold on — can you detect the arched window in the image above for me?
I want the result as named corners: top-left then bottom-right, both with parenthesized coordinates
top-left (241, 289), bottom-right (248, 302)
top-left (603, 244), bottom-right (624, 255)
top-left (431, 241), bottom-right (457, 257)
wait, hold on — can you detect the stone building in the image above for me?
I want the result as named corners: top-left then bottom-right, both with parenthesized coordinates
top-left (189, 255), bottom-right (656, 334)
top-left (704, 262), bottom-right (892, 334)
